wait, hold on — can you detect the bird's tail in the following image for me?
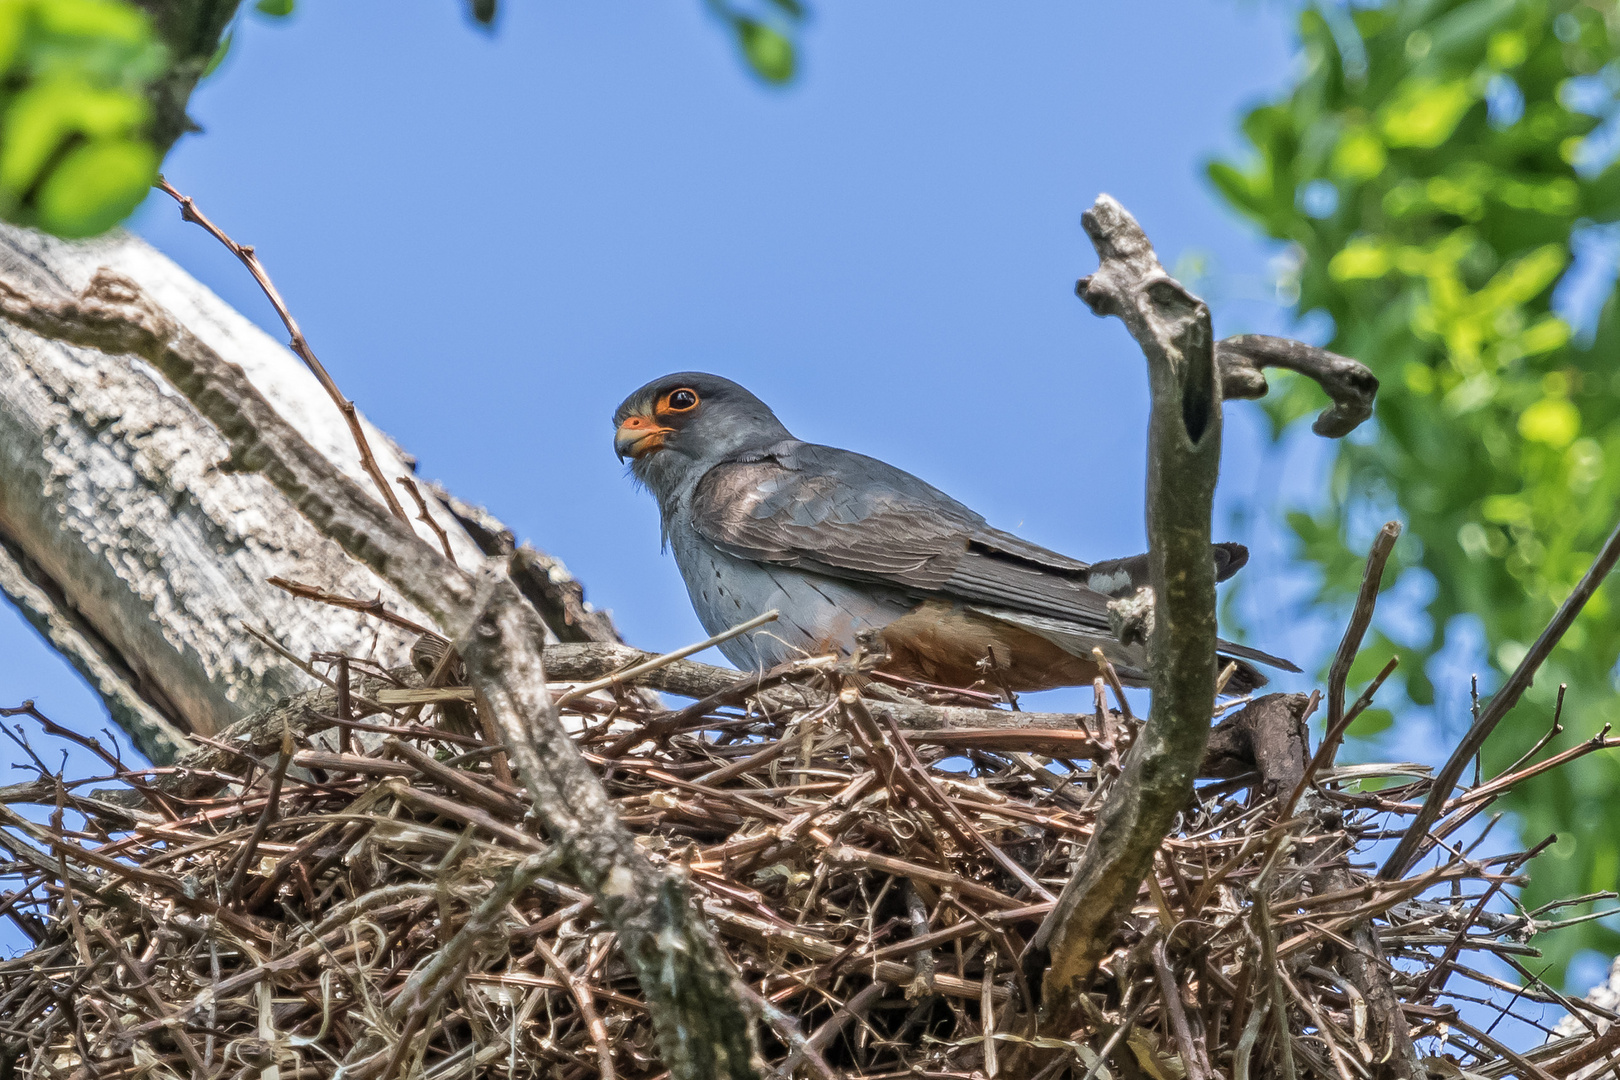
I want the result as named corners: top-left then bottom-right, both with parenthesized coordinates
top-left (1216, 637), bottom-right (1302, 694)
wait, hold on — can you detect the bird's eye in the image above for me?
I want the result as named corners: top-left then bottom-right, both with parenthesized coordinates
top-left (664, 388), bottom-right (700, 412)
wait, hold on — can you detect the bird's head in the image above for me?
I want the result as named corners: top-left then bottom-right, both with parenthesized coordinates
top-left (612, 372), bottom-right (792, 500)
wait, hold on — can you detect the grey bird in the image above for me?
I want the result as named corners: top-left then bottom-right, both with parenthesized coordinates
top-left (614, 372), bottom-right (1296, 693)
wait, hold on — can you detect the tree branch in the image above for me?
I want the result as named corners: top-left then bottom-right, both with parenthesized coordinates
top-left (1029, 194), bottom-right (1224, 1030)
top-left (1381, 511), bottom-right (1620, 880)
top-left (1217, 334), bottom-right (1378, 438)
top-left (0, 265), bottom-right (764, 1080)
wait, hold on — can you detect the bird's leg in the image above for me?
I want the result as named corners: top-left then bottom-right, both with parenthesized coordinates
top-left (976, 648), bottom-right (1021, 712)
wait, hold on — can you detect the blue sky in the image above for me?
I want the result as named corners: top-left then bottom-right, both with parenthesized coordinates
top-left (0, 0), bottom-right (1608, 1006)
top-left (0, 0), bottom-right (1324, 744)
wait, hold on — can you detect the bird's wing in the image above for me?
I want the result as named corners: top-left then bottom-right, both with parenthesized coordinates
top-left (688, 442), bottom-right (1117, 633)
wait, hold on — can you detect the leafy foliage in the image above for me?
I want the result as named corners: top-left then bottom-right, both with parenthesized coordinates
top-left (1211, 0), bottom-right (1620, 979)
top-left (0, 0), bottom-right (165, 237)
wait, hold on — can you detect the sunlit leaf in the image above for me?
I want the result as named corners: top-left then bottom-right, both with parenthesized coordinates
top-left (1380, 78), bottom-right (1477, 148)
top-left (735, 18), bottom-right (794, 84)
top-left (1518, 396), bottom-right (1580, 447)
top-left (34, 136), bottom-right (155, 236)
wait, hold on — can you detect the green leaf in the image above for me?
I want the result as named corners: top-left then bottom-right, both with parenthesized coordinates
top-left (1379, 78), bottom-right (1477, 148)
top-left (0, 76), bottom-right (149, 199)
top-left (202, 27), bottom-right (232, 78)
top-left (254, 0), bottom-right (294, 18)
top-left (1346, 707), bottom-right (1394, 738)
top-left (735, 18), bottom-right (794, 84)
top-left (34, 136), bottom-right (156, 237)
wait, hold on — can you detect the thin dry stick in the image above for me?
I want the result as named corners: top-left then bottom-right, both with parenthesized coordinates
top-left (1383, 511), bottom-right (1620, 879)
top-left (528, 935), bottom-right (616, 1080)
top-left (267, 577), bottom-right (435, 637)
top-left (1090, 647), bottom-right (1134, 722)
top-left (397, 474), bottom-right (457, 565)
top-left (226, 725), bottom-right (293, 906)
top-left (1279, 522), bottom-right (1400, 819)
top-left (1153, 938), bottom-right (1211, 1080)
top-left (1327, 522), bottom-right (1401, 738)
top-left (155, 177), bottom-right (411, 523)
top-left (552, 609), bottom-right (779, 708)
top-left (243, 622), bottom-right (396, 717)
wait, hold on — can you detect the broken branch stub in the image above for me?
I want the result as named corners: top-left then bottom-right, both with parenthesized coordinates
top-left (1217, 333), bottom-right (1378, 438)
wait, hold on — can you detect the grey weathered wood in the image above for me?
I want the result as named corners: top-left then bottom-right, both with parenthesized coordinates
top-left (0, 258), bottom-right (765, 1080)
top-left (0, 223), bottom-right (589, 761)
top-left (1028, 194), bottom-right (1226, 1031)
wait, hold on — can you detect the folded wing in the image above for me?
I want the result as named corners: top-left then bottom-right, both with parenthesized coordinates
top-left (689, 440), bottom-right (1297, 682)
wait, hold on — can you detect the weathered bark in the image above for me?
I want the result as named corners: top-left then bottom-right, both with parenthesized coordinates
top-left (1029, 195), bottom-right (1225, 1032)
top-left (0, 258), bottom-right (764, 1079)
top-left (0, 223), bottom-right (608, 762)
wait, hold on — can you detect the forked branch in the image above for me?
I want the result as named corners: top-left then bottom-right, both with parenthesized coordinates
top-left (1029, 196), bottom-right (1380, 1037)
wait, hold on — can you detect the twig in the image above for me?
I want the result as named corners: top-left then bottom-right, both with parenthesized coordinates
top-left (1383, 510), bottom-right (1620, 878)
top-left (226, 724), bottom-right (293, 907)
top-left (552, 609), bottom-right (779, 708)
top-left (1154, 938), bottom-right (1211, 1080)
top-left (397, 474), bottom-right (457, 566)
top-left (155, 178), bottom-right (411, 523)
top-left (242, 622), bottom-right (395, 716)
top-left (267, 577), bottom-right (436, 637)
top-left (1090, 647), bottom-right (1134, 722)
top-left (528, 933), bottom-right (616, 1080)
top-left (1327, 522), bottom-right (1401, 741)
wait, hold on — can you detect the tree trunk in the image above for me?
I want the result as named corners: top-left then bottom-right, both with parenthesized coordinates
top-left (0, 222), bottom-right (613, 763)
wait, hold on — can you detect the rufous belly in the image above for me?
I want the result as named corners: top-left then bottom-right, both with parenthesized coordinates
top-left (876, 600), bottom-right (1101, 692)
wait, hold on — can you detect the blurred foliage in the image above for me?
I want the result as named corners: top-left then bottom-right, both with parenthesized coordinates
top-left (706, 0), bottom-right (804, 85)
top-left (1211, 0), bottom-right (1620, 979)
top-left (0, 0), bottom-right (166, 237)
top-left (9, 0), bottom-right (803, 241)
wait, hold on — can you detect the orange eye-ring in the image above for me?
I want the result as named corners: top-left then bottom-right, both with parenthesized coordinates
top-left (658, 388), bottom-right (700, 414)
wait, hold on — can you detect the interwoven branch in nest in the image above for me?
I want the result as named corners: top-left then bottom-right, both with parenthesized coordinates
top-left (0, 629), bottom-right (1616, 1079)
top-left (0, 193), bottom-right (1614, 1080)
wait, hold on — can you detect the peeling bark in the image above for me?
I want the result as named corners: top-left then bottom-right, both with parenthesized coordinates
top-left (0, 223), bottom-right (611, 761)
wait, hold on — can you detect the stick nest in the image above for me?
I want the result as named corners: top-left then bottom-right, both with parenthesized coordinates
top-left (0, 640), bottom-right (1613, 1079)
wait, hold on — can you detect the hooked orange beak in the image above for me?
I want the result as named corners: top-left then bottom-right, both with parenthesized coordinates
top-left (615, 414), bottom-right (674, 460)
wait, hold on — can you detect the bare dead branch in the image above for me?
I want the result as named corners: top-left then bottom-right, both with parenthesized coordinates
top-left (396, 474), bottom-right (458, 564)
top-left (1217, 334), bottom-right (1378, 438)
top-left (267, 576), bottom-right (437, 637)
top-left (155, 179), bottom-right (412, 524)
top-left (1327, 522), bottom-right (1401, 741)
top-left (1030, 194), bottom-right (1224, 1030)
